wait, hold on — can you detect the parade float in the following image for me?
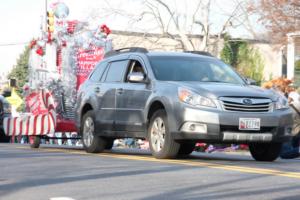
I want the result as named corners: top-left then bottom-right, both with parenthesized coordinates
top-left (3, 2), bottom-right (113, 147)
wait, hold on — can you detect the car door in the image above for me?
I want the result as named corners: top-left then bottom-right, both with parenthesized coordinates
top-left (95, 59), bottom-right (129, 131)
top-left (115, 56), bottom-right (151, 132)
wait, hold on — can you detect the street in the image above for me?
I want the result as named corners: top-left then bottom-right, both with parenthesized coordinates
top-left (0, 144), bottom-right (300, 200)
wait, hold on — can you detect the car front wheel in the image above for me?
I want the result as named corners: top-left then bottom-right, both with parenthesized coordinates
top-left (81, 111), bottom-right (106, 153)
top-left (249, 142), bottom-right (282, 162)
top-left (148, 109), bottom-right (180, 159)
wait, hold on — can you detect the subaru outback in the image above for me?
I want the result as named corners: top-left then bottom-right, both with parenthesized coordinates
top-left (75, 48), bottom-right (293, 161)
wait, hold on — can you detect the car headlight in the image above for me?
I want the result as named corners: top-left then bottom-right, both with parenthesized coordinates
top-left (274, 96), bottom-right (289, 110)
top-left (3, 102), bottom-right (11, 114)
top-left (178, 87), bottom-right (216, 108)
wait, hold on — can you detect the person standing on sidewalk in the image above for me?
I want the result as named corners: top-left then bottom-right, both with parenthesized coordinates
top-left (280, 89), bottom-right (300, 159)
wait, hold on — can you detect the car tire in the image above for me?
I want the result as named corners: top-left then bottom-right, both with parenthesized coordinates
top-left (105, 138), bottom-right (115, 150)
top-left (81, 111), bottom-right (106, 153)
top-left (148, 109), bottom-right (180, 159)
top-left (249, 142), bottom-right (282, 162)
top-left (178, 142), bottom-right (195, 156)
top-left (29, 136), bottom-right (40, 148)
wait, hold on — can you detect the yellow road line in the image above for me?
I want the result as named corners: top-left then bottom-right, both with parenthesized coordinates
top-left (15, 146), bottom-right (300, 179)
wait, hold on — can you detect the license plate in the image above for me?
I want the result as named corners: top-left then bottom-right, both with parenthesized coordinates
top-left (239, 118), bottom-right (260, 130)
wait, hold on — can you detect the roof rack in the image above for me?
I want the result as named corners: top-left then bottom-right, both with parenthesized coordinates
top-left (104, 47), bottom-right (148, 58)
top-left (184, 51), bottom-right (214, 57)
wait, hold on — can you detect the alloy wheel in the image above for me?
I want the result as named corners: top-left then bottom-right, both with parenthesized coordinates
top-left (150, 117), bottom-right (166, 152)
top-left (83, 116), bottom-right (94, 147)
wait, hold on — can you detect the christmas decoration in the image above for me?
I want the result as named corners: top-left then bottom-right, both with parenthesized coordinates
top-left (29, 39), bottom-right (37, 49)
top-left (53, 2), bottom-right (69, 19)
top-left (67, 20), bottom-right (78, 34)
top-left (100, 24), bottom-right (111, 35)
top-left (35, 47), bottom-right (44, 56)
top-left (4, 1), bottom-right (113, 136)
top-left (3, 89), bottom-right (56, 137)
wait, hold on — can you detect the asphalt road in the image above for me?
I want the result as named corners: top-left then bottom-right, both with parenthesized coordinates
top-left (0, 144), bottom-right (300, 200)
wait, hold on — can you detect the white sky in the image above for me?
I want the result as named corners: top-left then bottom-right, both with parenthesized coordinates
top-left (0, 0), bottom-right (263, 76)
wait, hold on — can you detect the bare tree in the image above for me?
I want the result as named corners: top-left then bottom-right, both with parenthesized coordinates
top-left (88, 0), bottom-right (255, 53)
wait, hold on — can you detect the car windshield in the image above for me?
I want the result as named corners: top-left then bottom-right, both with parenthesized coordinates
top-left (149, 56), bottom-right (245, 84)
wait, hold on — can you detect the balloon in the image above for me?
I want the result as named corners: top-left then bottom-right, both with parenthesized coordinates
top-left (54, 2), bottom-right (69, 19)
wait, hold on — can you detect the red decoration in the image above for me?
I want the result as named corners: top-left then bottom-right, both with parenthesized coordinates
top-left (100, 24), bottom-right (111, 35)
top-left (56, 115), bottom-right (77, 132)
top-left (76, 46), bottom-right (104, 89)
top-left (29, 39), bottom-right (37, 49)
top-left (67, 20), bottom-right (78, 34)
top-left (56, 47), bottom-right (62, 74)
top-left (25, 92), bottom-right (48, 115)
top-left (47, 32), bottom-right (52, 43)
top-left (23, 84), bottom-right (29, 91)
top-left (36, 47), bottom-right (44, 56)
top-left (62, 40), bottom-right (67, 47)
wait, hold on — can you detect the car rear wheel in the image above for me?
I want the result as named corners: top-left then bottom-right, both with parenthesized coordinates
top-left (249, 142), bottom-right (282, 162)
top-left (148, 109), bottom-right (180, 159)
top-left (81, 111), bottom-right (106, 153)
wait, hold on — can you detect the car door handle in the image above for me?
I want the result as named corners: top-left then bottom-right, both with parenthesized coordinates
top-left (94, 87), bottom-right (100, 93)
top-left (116, 88), bottom-right (124, 95)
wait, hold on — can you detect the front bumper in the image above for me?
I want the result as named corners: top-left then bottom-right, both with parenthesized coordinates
top-left (172, 105), bottom-right (293, 143)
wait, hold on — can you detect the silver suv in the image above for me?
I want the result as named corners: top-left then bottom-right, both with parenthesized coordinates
top-left (75, 48), bottom-right (293, 161)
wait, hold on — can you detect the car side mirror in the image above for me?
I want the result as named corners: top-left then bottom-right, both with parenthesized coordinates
top-left (246, 78), bottom-right (257, 86)
top-left (127, 72), bottom-right (148, 83)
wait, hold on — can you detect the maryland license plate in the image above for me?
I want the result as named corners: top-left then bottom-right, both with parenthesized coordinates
top-left (239, 118), bottom-right (260, 130)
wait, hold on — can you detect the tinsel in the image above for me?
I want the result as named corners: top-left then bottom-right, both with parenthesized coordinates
top-left (27, 2), bottom-right (113, 122)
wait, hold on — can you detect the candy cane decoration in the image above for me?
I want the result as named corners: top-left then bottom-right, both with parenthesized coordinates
top-left (3, 89), bottom-right (56, 137)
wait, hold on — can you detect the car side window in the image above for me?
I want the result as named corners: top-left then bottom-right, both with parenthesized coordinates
top-left (104, 60), bottom-right (128, 82)
top-left (89, 62), bottom-right (107, 82)
top-left (100, 65), bottom-right (109, 82)
top-left (125, 60), bottom-right (145, 82)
